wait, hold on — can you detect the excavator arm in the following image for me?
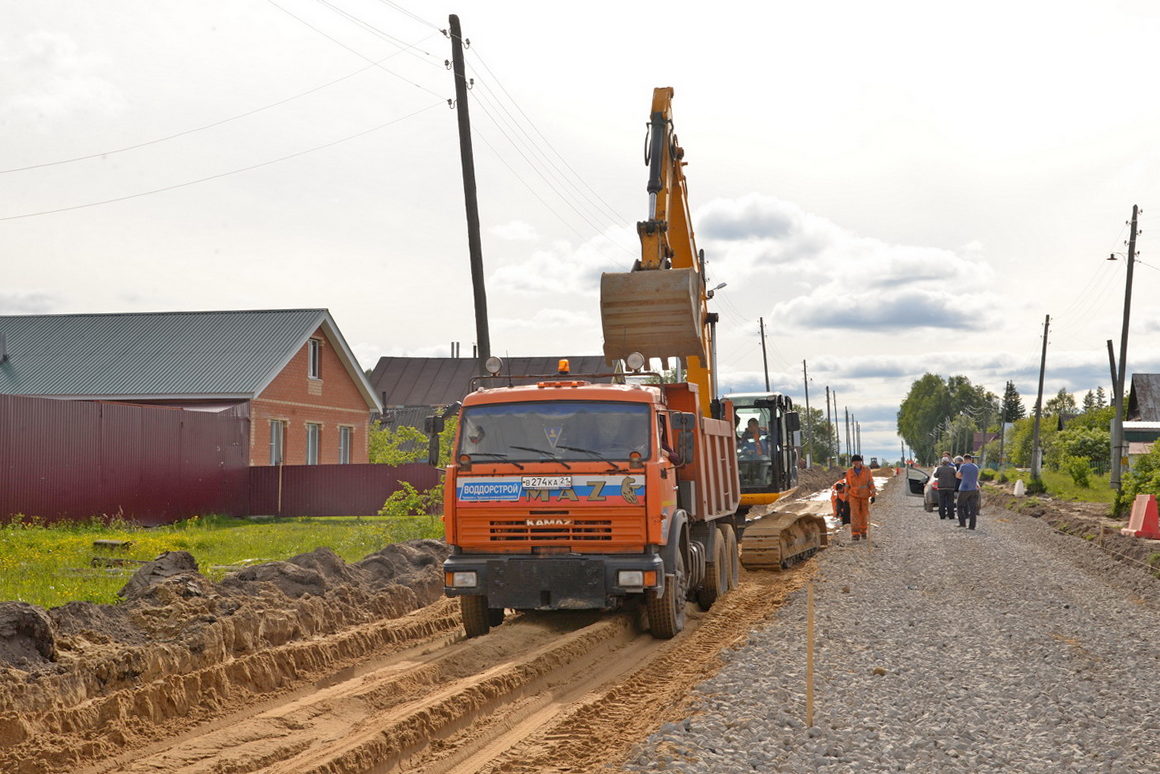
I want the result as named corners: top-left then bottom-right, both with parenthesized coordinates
top-left (600, 87), bottom-right (718, 416)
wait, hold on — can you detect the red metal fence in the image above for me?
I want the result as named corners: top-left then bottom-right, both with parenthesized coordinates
top-left (248, 463), bottom-right (439, 517)
top-left (0, 395), bottom-right (249, 525)
top-left (1, 395), bottom-right (440, 523)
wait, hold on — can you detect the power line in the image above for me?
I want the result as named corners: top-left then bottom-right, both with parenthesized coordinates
top-left (374, 0), bottom-right (442, 32)
top-left (467, 46), bottom-right (626, 225)
top-left (266, 0), bottom-right (444, 100)
top-left (0, 101), bottom-right (443, 222)
top-left (311, 0), bottom-right (442, 68)
top-left (0, 45), bottom-right (433, 175)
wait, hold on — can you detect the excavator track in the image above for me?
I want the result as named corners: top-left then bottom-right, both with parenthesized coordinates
top-left (740, 496), bottom-right (829, 571)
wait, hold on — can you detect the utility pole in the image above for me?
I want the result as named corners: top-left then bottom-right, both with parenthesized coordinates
top-left (832, 389), bottom-right (841, 465)
top-left (825, 386), bottom-right (833, 467)
top-left (1111, 204), bottom-right (1141, 490)
top-left (759, 318), bottom-right (770, 391)
top-left (856, 422), bottom-right (861, 456)
top-left (449, 15), bottom-right (490, 368)
top-left (845, 408), bottom-right (851, 464)
top-left (1031, 314), bottom-right (1051, 481)
top-left (802, 360), bottom-right (812, 467)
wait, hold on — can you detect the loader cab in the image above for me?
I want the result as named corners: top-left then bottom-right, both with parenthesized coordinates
top-left (727, 393), bottom-right (799, 497)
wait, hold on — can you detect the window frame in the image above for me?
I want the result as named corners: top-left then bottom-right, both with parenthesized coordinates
top-left (338, 425), bottom-right (352, 464)
top-left (269, 419), bottom-right (286, 466)
top-left (307, 338), bottom-right (322, 380)
top-left (305, 422), bottom-right (321, 465)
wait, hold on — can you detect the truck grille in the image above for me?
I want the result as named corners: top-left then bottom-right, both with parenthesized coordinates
top-left (487, 518), bottom-right (613, 542)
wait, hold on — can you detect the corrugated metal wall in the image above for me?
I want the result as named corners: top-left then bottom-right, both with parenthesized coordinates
top-left (0, 395), bottom-right (249, 524)
top-left (248, 463), bottom-right (439, 517)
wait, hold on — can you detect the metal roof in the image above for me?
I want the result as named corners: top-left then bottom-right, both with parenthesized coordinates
top-left (1127, 373), bottom-right (1160, 421)
top-left (369, 356), bottom-right (615, 407)
top-left (0, 308), bottom-right (380, 410)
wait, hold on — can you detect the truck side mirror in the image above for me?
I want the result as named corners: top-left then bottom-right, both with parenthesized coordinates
top-left (671, 412), bottom-right (696, 466)
top-left (425, 414), bottom-right (445, 467)
top-left (786, 412), bottom-right (801, 432)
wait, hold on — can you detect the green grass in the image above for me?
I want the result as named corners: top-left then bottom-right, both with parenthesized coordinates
top-left (0, 513), bottom-right (443, 609)
top-left (1005, 469), bottom-right (1115, 505)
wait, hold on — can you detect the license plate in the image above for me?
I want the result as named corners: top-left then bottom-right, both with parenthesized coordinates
top-left (522, 475), bottom-right (572, 490)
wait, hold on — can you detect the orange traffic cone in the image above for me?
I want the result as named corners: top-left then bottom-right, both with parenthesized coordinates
top-left (1121, 494), bottom-right (1160, 539)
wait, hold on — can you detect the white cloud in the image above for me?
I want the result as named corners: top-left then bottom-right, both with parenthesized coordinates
top-left (489, 220), bottom-right (539, 242)
top-left (490, 226), bottom-right (634, 295)
top-left (0, 291), bottom-right (56, 314)
top-left (0, 32), bottom-right (124, 117)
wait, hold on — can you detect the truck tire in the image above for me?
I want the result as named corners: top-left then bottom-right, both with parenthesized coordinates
top-left (487, 607), bottom-right (505, 627)
top-left (460, 595), bottom-right (490, 638)
top-left (696, 536), bottom-right (726, 611)
top-left (719, 522), bottom-right (740, 591)
top-left (647, 550), bottom-right (687, 639)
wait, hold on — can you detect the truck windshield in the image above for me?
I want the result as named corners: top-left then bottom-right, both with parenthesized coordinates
top-left (458, 402), bottom-right (651, 463)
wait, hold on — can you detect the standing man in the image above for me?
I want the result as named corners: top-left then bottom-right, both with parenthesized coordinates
top-left (956, 453), bottom-right (981, 529)
top-left (935, 454), bottom-right (958, 521)
top-left (844, 454), bottom-right (877, 541)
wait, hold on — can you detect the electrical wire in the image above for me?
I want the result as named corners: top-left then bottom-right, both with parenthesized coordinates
top-left (468, 89), bottom-right (634, 260)
top-left (0, 101), bottom-right (444, 222)
top-left (312, 0), bottom-right (443, 68)
top-left (466, 75), bottom-right (635, 254)
top-left (0, 44), bottom-right (433, 175)
top-left (266, 0), bottom-right (444, 99)
top-left (468, 46), bottom-right (626, 225)
top-left (373, 0), bottom-right (443, 33)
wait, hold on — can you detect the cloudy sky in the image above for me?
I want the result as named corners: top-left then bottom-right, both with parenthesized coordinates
top-left (4, 0), bottom-right (1160, 460)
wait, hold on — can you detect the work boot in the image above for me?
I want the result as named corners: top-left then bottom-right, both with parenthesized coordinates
top-left (852, 534), bottom-right (861, 541)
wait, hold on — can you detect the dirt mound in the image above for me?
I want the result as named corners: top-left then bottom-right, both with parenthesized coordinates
top-left (797, 465), bottom-right (845, 493)
top-left (0, 538), bottom-right (453, 774)
top-left (0, 604), bottom-right (55, 668)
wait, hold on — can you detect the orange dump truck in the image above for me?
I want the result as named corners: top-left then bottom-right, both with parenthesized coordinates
top-left (436, 365), bottom-right (740, 639)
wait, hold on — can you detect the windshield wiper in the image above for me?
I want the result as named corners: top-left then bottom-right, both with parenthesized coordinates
top-left (464, 452), bottom-right (525, 470)
top-left (557, 445), bottom-right (621, 471)
top-left (509, 445), bottom-right (572, 468)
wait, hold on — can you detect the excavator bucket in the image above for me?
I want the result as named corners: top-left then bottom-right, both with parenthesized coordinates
top-left (600, 268), bottom-right (707, 363)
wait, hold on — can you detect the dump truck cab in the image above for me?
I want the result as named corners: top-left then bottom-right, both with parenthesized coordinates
top-left (441, 363), bottom-right (739, 638)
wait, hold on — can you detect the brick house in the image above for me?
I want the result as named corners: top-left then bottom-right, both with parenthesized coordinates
top-left (0, 308), bottom-right (381, 466)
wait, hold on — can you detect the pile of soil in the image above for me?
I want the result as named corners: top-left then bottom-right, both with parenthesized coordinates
top-left (797, 465), bottom-right (846, 493)
top-left (0, 539), bottom-right (450, 772)
top-left (983, 489), bottom-right (1159, 573)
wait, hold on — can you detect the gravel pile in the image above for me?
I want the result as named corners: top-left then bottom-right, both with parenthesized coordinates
top-left (625, 481), bottom-right (1160, 773)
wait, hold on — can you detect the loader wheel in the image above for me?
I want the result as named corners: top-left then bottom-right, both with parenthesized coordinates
top-left (647, 550), bottom-right (687, 639)
top-left (696, 537), bottom-right (726, 611)
top-left (719, 523), bottom-right (740, 590)
top-left (487, 607), bottom-right (505, 627)
top-left (460, 595), bottom-right (490, 638)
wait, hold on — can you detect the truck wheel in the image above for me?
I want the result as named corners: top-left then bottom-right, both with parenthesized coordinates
top-left (719, 523), bottom-right (740, 590)
top-left (460, 595), bottom-right (490, 638)
top-left (487, 607), bottom-right (505, 627)
top-left (647, 550), bottom-right (687, 639)
top-left (696, 537), bottom-right (726, 611)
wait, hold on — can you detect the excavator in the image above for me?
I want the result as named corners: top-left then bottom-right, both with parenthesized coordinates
top-left (600, 87), bottom-right (826, 571)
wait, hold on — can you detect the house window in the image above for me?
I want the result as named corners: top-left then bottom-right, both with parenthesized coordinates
top-left (306, 423), bottom-right (321, 465)
top-left (269, 420), bottom-right (286, 465)
top-left (339, 426), bottom-right (352, 464)
top-left (308, 339), bottom-right (321, 379)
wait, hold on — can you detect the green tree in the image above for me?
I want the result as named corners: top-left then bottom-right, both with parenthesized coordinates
top-left (1082, 390), bottom-right (1097, 413)
top-left (1044, 388), bottom-right (1078, 416)
top-left (897, 373), bottom-right (951, 464)
top-left (368, 424), bottom-right (427, 465)
top-left (798, 406), bottom-right (836, 465)
top-left (1001, 381), bottom-right (1026, 422)
top-left (1095, 386), bottom-right (1107, 408)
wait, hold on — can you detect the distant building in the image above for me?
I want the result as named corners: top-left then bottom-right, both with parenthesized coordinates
top-left (0, 309), bottom-right (380, 466)
top-left (1124, 373), bottom-right (1160, 461)
top-left (369, 356), bottom-right (619, 428)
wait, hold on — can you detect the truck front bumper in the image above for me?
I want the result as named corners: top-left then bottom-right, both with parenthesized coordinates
top-left (443, 553), bottom-right (664, 610)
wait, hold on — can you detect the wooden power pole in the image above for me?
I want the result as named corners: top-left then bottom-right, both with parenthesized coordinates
top-left (1111, 204), bottom-right (1141, 490)
top-left (759, 318), bottom-right (770, 391)
top-left (1031, 314), bottom-right (1050, 481)
top-left (449, 15), bottom-right (490, 367)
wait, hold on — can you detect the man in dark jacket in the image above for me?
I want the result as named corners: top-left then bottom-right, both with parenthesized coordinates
top-left (935, 456), bottom-right (958, 520)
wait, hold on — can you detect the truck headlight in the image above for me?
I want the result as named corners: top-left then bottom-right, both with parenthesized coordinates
top-left (448, 571), bottom-right (478, 588)
top-left (618, 570), bottom-right (644, 587)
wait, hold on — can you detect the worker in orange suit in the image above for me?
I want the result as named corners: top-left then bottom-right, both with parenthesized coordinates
top-left (831, 481), bottom-right (850, 526)
top-left (844, 454), bottom-right (877, 541)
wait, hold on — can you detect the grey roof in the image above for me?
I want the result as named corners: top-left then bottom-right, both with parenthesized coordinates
top-left (370, 356), bottom-right (616, 407)
top-left (0, 308), bottom-right (380, 410)
top-left (1127, 373), bottom-right (1160, 421)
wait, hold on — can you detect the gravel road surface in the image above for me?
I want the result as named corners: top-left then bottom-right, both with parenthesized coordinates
top-left (625, 479), bottom-right (1160, 773)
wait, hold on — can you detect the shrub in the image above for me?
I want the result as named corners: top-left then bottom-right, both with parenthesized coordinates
top-left (1061, 455), bottom-right (1092, 488)
top-left (1026, 478), bottom-right (1047, 495)
top-left (979, 468), bottom-right (996, 482)
top-left (997, 472), bottom-right (1008, 484)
